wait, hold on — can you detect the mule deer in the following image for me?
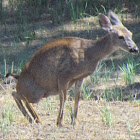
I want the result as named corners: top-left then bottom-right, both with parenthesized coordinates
top-left (6, 11), bottom-right (139, 126)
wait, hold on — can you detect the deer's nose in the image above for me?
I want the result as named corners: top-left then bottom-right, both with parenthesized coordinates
top-left (133, 46), bottom-right (139, 53)
top-left (129, 46), bottom-right (139, 54)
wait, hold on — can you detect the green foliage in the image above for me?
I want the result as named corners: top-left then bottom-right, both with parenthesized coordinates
top-left (66, 104), bottom-right (74, 125)
top-left (0, 120), bottom-right (7, 135)
top-left (126, 120), bottom-right (138, 140)
top-left (101, 107), bottom-right (112, 127)
top-left (2, 104), bottom-right (14, 125)
top-left (90, 61), bottom-right (104, 84)
top-left (82, 81), bottom-right (90, 99)
top-left (104, 66), bottom-right (111, 82)
top-left (82, 81), bottom-right (94, 100)
top-left (6, 106), bottom-right (14, 125)
top-left (119, 58), bottom-right (139, 85)
top-left (45, 98), bottom-right (52, 111)
top-left (133, 100), bottom-right (140, 105)
top-left (0, 103), bottom-right (14, 135)
top-left (0, 59), bottom-right (21, 77)
top-left (103, 88), bottom-right (123, 101)
top-left (0, 0), bottom-right (139, 24)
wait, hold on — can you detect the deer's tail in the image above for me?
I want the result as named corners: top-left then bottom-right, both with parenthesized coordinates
top-left (6, 73), bottom-right (20, 80)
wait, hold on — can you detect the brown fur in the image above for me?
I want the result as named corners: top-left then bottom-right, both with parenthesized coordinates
top-left (7, 11), bottom-right (139, 126)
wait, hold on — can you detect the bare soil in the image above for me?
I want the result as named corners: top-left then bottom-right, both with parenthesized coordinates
top-left (0, 88), bottom-right (140, 140)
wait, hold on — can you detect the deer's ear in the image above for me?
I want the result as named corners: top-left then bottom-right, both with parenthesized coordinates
top-left (99, 14), bottom-right (112, 31)
top-left (108, 10), bottom-right (122, 25)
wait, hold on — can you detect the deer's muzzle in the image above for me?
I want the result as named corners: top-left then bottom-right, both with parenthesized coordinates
top-left (129, 46), bottom-right (139, 54)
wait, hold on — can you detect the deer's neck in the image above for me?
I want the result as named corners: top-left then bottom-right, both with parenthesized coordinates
top-left (86, 33), bottom-right (116, 62)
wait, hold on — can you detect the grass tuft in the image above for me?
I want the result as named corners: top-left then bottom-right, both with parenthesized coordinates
top-left (101, 106), bottom-right (112, 127)
top-left (119, 58), bottom-right (139, 85)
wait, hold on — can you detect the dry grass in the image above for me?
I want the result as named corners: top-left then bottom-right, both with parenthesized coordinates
top-left (0, 85), bottom-right (140, 140)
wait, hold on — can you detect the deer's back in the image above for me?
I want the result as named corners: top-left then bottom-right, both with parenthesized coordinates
top-left (17, 37), bottom-right (92, 92)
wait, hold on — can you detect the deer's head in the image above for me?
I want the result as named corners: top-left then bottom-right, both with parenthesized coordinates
top-left (99, 10), bottom-right (139, 54)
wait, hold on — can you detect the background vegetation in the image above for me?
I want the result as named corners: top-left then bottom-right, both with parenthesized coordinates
top-left (0, 0), bottom-right (140, 105)
top-left (0, 0), bottom-right (140, 104)
top-left (0, 0), bottom-right (140, 139)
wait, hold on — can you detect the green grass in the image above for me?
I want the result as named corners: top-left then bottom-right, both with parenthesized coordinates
top-left (82, 81), bottom-right (91, 100)
top-left (82, 56), bottom-right (140, 102)
top-left (126, 120), bottom-right (138, 140)
top-left (104, 66), bottom-right (111, 83)
top-left (0, 102), bottom-right (14, 136)
top-left (132, 100), bottom-right (140, 105)
top-left (44, 98), bottom-right (52, 111)
top-left (1, 59), bottom-right (22, 77)
top-left (119, 58), bottom-right (139, 85)
top-left (2, 103), bottom-right (14, 125)
top-left (65, 104), bottom-right (74, 125)
top-left (90, 61), bottom-right (104, 84)
top-left (0, 0), bottom-right (139, 25)
top-left (101, 106), bottom-right (112, 127)
top-left (0, 120), bottom-right (7, 136)
top-left (103, 88), bottom-right (123, 101)
top-left (6, 105), bottom-right (14, 125)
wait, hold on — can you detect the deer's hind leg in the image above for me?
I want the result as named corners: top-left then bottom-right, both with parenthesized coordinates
top-left (23, 98), bottom-right (42, 123)
top-left (12, 92), bottom-right (41, 123)
top-left (73, 79), bottom-right (83, 126)
top-left (12, 92), bottom-right (33, 123)
top-left (57, 89), bottom-right (67, 127)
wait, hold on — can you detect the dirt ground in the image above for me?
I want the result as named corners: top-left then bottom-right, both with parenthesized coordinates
top-left (0, 88), bottom-right (140, 140)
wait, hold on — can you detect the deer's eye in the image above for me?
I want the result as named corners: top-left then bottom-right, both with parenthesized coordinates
top-left (118, 36), bottom-right (124, 39)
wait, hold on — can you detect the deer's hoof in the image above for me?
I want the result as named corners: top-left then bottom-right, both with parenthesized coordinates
top-left (72, 118), bottom-right (79, 127)
top-left (57, 121), bottom-right (63, 127)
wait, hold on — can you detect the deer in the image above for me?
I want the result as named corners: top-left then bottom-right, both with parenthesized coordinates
top-left (6, 10), bottom-right (139, 127)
